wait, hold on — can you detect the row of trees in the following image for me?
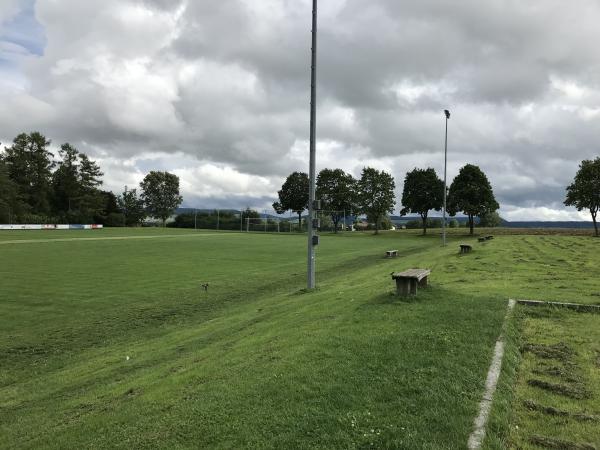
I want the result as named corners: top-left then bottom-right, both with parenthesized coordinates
top-left (273, 167), bottom-right (396, 234)
top-left (0, 132), bottom-right (112, 224)
top-left (0, 132), bottom-right (183, 226)
top-left (273, 164), bottom-right (499, 235)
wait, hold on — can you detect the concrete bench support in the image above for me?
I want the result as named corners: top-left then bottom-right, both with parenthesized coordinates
top-left (460, 244), bottom-right (472, 254)
top-left (391, 269), bottom-right (431, 296)
top-left (386, 250), bottom-right (398, 258)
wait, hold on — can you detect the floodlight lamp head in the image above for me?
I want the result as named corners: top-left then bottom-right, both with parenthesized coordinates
top-left (444, 109), bottom-right (451, 119)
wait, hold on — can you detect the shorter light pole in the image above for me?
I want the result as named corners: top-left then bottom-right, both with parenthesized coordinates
top-left (442, 109), bottom-right (450, 246)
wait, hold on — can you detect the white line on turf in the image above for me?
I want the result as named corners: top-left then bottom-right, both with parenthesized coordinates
top-left (0, 233), bottom-right (240, 245)
top-left (467, 298), bottom-right (516, 450)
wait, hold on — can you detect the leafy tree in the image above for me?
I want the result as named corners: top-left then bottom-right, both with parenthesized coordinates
top-left (400, 167), bottom-right (444, 234)
top-left (140, 171), bottom-right (183, 226)
top-left (2, 134), bottom-right (29, 193)
top-left (73, 153), bottom-right (104, 221)
top-left (316, 168), bottom-right (357, 233)
top-left (51, 143), bottom-right (80, 213)
top-left (118, 188), bottom-right (146, 226)
top-left (0, 158), bottom-right (25, 223)
top-left (447, 164), bottom-right (499, 235)
top-left (3, 132), bottom-right (54, 214)
top-left (273, 171), bottom-right (309, 229)
top-left (565, 157), bottom-right (600, 236)
top-left (94, 190), bottom-right (120, 224)
top-left (357, 167), bottom-right (396, 234)
top-left (478, 211), bottom-right (503, 228)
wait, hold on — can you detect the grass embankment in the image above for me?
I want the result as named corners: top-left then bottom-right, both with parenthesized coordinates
top-left (484, 306), bottom-right (600, 449)
top-left (0, 228), bottom-right (598, 448)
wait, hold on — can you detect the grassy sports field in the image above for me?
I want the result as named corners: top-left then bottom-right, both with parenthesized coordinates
top-left (1, 228), bottom-right (599, 449)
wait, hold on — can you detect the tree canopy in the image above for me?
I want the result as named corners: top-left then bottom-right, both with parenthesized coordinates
top-left (400, 167), bottom-right (443, 234)
top-left (565, 157), bottom-right (600, 236)
top-left (316, 168), bottom-right (357, 232)
top-left (447, 164), bottom-right (499, 235)
top-left (357, 167), bottom-right (396, 234)
top-left (140, 171), bottom-right (183, 226)
top-left (273, 171), bottom-right (309, 228)
top-left (118, 188), bottom-right (146, 226)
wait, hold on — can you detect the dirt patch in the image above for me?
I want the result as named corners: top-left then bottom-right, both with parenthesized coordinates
top-left (521, 342), bottom-right (574, 361)
top-left (527, 379), bottom-right (590, 399)
top-left (529, 435), bottom-right (597, 450)
top-left (523, 400), bottom-right (598, 422)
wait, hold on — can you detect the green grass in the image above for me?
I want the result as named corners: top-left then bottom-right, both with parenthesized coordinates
top-left (484, 306), bottom-right (600, 449)
top-left (1, 228), bottom-right (599, 448)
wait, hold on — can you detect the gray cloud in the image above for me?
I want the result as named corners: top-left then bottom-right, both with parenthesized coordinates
top-left (1, 0), bottom-right (600, 218)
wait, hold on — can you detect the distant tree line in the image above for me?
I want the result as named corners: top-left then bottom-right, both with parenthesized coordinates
top-left (0, 132), bottom-right (182, 226)
top-left (273, 167), bottom-right (395, 234)
top-left (273, 164), bottom-right (501, 235)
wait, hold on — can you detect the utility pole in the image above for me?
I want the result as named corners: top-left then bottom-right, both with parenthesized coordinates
top-left (307, 0), bottom-right (318, 289)
top-left (442, 109), bottom-right (450, 246)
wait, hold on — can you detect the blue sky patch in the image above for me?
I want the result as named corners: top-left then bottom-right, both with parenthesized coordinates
top-left (1, 0), bottom-right (46, 59)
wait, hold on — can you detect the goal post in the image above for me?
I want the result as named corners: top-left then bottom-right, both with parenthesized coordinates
top-left (244, 217), bottom-right (282, 233)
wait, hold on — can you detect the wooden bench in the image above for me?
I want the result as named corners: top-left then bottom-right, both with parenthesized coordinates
top-left (386, 250), bottom-right (398, 258)
top-left (478, 237), bottom-right (486, 243)
top-left (459, 244), bottom-right (472, 254)
top-left (485, 235), bottom-right (494, 240)
top-left (391, 269), bottom-right (431, 296)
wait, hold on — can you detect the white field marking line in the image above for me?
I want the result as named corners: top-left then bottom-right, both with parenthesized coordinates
top-left (0, 233), bottom-right (239, 245)
top-left (467, 298), bottom-right (516, 450)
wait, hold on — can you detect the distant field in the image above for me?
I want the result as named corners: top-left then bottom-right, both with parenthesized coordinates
top-left (1, 228), bottom-right (598, 448)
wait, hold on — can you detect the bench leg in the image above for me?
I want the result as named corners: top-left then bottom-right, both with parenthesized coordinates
top-left (419, 276), bottom-right (428, 288)
top-left (395, 279), bottom-right (410, 296)
top-left (409, 279), bottom-right (418, 295)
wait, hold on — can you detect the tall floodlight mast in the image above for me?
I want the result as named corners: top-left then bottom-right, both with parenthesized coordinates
top-left (307, 0), bottom-right (318, 289)
top-left (442, 109), bottom-right (450, 246)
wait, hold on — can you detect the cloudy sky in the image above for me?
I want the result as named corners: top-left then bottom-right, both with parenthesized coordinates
top-left (1, 0), bottom-right (600, 220)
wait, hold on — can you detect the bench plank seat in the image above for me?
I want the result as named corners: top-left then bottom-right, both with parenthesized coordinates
top-left (391, 269), bottom-right (431, 296)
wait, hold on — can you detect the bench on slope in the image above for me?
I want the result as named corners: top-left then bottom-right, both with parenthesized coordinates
top-left (391, 269), bottom-right (431, 296)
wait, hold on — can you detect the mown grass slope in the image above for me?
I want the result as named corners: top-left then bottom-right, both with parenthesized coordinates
top-left (1, 228), bottom-right (598, 448)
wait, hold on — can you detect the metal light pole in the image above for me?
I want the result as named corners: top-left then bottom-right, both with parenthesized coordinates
top-left (442, 109), bottom-right (450, 246)
top-left (307, 0), bottom-right (318, 289)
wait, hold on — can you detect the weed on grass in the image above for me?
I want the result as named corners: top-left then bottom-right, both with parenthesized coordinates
top-left (529, 435), bottom-right (597, 450)
top-left (523, 399), bottom-right (599, 422)
top-left (532, 365), bottom-right (583, 383)
top-left (527, 378), bottom-right (591, 399)
top-left (522, 342), bottom-right (574, 361)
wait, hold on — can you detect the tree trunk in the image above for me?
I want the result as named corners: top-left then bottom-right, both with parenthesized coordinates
top-left (374, 215), bottom-right (379, 235)
top-left (469, 214), bottom-right (474, 235)
top-left (333, 215), bottom-right (339, 234)
top-left (297, 212), bottom-right (302, 231)
top-left (592, 211), bottom-right (598, 237)
top-left (421, 213), bottom-right (427, 235)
